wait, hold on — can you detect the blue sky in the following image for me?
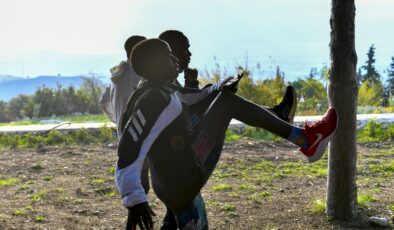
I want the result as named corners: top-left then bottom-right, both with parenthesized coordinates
top-left (0, 0), bottom-right (393, 81)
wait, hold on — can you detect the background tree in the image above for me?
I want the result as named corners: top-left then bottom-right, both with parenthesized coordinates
top-left (359, 44), bottom-right (380, 84)
top-left (9, 94), bottom-right (34, 119)
top-left (384, 57), bottom-right (394, 106)
top-left (327, 0), bottom-right (358, 221)
top-left (358, 80), bottom-right (383, 106)
top-left (291, 77), bottom-right (328, 115)
top-left (33, 85), bottom-right (55, 117)
top-left (81, 76), bottom-right (104, 114)
top-left (0, 100), bottom-right (12, 122)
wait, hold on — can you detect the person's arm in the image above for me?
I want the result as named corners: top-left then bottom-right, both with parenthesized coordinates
top-left (110, 63), bottom-right (141, 128)
top-left (99, 85), bottom-right (116, 123)
top-left (172, 82), bottom-right (220, 106)
top-left (172, 75), bottom-right (241, 106)
top-left (184, 68), bottom-right (200, 89)
top-left (115, 88), bottom-right (182, 229)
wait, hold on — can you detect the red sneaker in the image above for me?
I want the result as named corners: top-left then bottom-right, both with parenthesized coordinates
top-left (300, 108), bottom-right (338, 163)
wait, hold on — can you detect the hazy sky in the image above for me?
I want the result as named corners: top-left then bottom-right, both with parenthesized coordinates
top-left (0, 0), bottom-right (393, 81)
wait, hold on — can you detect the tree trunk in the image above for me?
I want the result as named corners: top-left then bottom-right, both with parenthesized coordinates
top-left (326, 0), bottom-right (358, 220)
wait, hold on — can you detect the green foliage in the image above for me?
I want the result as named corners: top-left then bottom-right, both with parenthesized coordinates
top-left (29, 190), bottom-right (47, 203)
top-left (13, 209), bottom-right (26, 216)
top-left (18, 185), bottom-right (30, 190)
top-left (0, 126), bottom-right (117, 149)
top-left (107, 167), bottom-right (116, 174)
top-left (311, 199), bottom-right (326, 213)
top-left (239, 119), bottom-right (394, 145)
top-left (43, 175), bottom-right (53, 181)
top-left (359, 44), bottom-right (381, 84)
top-left (74, 128), bottom-right (91, 144)
top-left (45, 130), bottom-right (65, 145)
top-left (211, 184), bottom-right (233, 191)
top-left (103, 191), bottom-right (117, 198)
top-left (25, 205), bottom-right (38, 212)
top-left (241, 126), bottom-right (281, 142)
top-left (222, 203), bottom-right (236, 212)
top-left (358, 80), bottom-right (384, 106)
top-left (225, 129), bottom-right (240, 142)
top-left (90, 178), bottom-right (105, 184)
top-left (0, 177), bottom-right (18, 186)
top-left (0, 133), bottom-right (19, 148)
top-left (367, 161), bottom-right (394, 175)
top-left (99, 125), bottom-right (114, 143)
top-left (386, 57), bottom-right (394, 97)
top-left (33, 216), bottom-right (47, 223)
top-left (73, 198), bottom-right (83, 205)
top-left (0, 100), bottom-right (13, 122)
top-left (358, 120), bottom-right (394, 142)
top-left (259, 191), bottom-right (272, 197)
top-left (291, 76), bottom-right (328, 115)
top-left (238, 184), bottom-right (257, 191)
top-left (0, 76), bottom-right (105, 122)
top-left (357, 194), bottom-right (378, 207)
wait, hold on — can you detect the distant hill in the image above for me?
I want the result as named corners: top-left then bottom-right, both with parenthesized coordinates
top-left (0, 75), bottom-right (24, 83)
top-left (0, 76), bottom-right (85, 101)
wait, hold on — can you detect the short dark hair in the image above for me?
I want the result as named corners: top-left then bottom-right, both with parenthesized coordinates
top-left (131, 39), bottom-right (169, 80)
top-left (124, 35), bottom-right (146, 59)
top-left (158, 30), bottom-right (188, 49)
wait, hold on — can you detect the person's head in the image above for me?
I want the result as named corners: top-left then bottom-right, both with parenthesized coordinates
top-left (159, 30), bottom-right (191, 73)
top-left (131, 38), bottom-right (179, 83)
top-left (124, 35), bottom-right (147, 59)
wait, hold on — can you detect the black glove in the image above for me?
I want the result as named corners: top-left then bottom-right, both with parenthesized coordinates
top-left (126, 202), bottom-right (156, 230)
top-left (184, 68), bottom-right (199, 88)
top-left (219, 71), bottom-right (244, 93)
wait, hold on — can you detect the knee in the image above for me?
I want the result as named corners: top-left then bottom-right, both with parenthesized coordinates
top-left (215, 91), bottom-right (238, 105)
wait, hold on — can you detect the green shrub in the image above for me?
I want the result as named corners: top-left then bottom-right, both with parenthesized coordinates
top-left (241, 126), bottom-right (281, 141)
top-left (24, 133), bottom-right (45, 147)
top-left (99, 125), bottom-right (114, 143)
top-left (0, 133), bottom-right (19, 148)
top-left (358, 120), bottom-right (394, 142)
top-left (74, 128), bottom-right (91, 144)
top-left (45, 130), bottom-right (64, 145)
top-left (225, 129), bottom-right (240, 142)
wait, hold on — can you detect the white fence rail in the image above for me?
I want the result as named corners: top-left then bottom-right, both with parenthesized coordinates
top-left (0, 114), bottom-right (393, 134)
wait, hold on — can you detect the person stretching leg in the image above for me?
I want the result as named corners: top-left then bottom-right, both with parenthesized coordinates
top-left (116, 39), bottom-right (338, 229)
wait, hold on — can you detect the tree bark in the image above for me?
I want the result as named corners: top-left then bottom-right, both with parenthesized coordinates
top-left (326, 0), bottom-right (358, 220)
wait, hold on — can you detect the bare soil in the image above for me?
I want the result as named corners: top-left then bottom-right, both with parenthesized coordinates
top-left (0, 140), bottom-right (393, 230)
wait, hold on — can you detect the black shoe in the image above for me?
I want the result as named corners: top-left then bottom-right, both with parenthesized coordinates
top-left (160, 209), bottom-right (178, 230)
top-left (271, 85), bottom-right (297, 124)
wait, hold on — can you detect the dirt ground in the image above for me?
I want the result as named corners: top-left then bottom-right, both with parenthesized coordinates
top-left (0, 140), bottom-right (393, 230)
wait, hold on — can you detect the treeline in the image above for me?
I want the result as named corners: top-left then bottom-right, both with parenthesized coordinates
top-left (201, 44), bottom-right (394, 115)
top-left (0, 77), bottom-right (103, 122)
top-left (1, 44), bottom-right (393, 122)
top-left (358, 45), bottom-right (394, 107)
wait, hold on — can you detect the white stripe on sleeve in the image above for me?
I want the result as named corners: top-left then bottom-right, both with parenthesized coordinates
top-left (116, 92), bottom-right (183, 208)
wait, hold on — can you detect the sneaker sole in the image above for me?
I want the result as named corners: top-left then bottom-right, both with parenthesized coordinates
top-left (307, 115), bottom-right (338, 163)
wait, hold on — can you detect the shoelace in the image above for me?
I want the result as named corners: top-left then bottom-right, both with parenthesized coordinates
top-left (304, 118), bottom-right (326, 132)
